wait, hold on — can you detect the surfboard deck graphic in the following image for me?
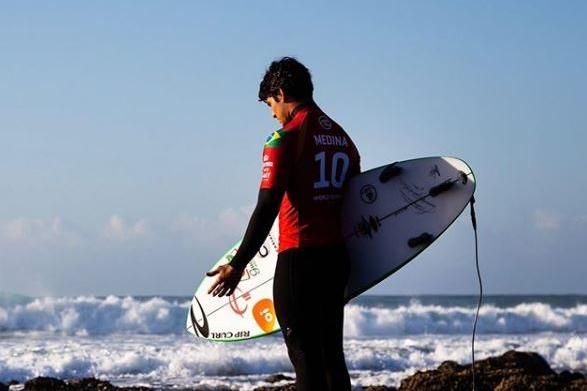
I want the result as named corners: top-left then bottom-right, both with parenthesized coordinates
top-left (186, 224), bottom-right (280, 341)
top-left (187, 156), bottom-right (476, 341)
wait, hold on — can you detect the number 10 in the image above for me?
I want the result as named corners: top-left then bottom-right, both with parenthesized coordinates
top-left (314, 151), bottom-right (350, 189)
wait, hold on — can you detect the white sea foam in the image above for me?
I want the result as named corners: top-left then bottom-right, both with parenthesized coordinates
top-left (1, 296), bottom-right (586, 389)
top-left (1, 296), bottom-right (587, 336)
top-left (343, 302), bottom-right (587, 337)
top-left (0, 296), bottom-right (188, 335)
top-left (0, 333), bottom-right (585, 389)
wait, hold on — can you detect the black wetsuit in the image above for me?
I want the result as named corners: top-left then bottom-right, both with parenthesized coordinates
top-left (230, 104), bottom-right (359, 390)
top-left (274, 246), bottom-right (351, 390)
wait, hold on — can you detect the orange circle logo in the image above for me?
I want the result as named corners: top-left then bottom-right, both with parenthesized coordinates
top-left (253, 298), bottom-right (276, 333)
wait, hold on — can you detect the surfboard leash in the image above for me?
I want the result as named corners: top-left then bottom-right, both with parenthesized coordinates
top-left (470, 195), bottom-right (483, 391)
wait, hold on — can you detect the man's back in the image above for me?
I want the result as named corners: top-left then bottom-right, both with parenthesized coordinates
top-left (260, 104), bottom-right (360, 252)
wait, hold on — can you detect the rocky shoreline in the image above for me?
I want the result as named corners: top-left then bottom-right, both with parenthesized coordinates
top-left (2, 350), bottom-right (585, 391)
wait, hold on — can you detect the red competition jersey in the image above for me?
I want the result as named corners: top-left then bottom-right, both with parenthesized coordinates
top-left (260, 104), bottom-right (361, 253)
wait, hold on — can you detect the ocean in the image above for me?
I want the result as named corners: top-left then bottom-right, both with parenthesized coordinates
top-left (0, 294), bottom-right (586, 390)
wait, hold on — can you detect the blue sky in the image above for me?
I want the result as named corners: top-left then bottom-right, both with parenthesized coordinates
top-left (1, 1), bottom-right (586, 296)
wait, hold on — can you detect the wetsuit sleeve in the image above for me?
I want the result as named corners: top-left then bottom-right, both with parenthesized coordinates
top-left (229, 130), bottom-right (293, 271)
top-left (228, 189), bottom-right (283, 271)
top-left (260, 129), bottom-right (294, 191)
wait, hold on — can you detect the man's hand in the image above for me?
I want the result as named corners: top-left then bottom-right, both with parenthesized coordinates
top-left (206, 264), bottom-right (243, 297)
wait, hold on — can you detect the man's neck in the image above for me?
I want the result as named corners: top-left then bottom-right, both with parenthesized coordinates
top-left (287, 100), bottom-right (315, 122)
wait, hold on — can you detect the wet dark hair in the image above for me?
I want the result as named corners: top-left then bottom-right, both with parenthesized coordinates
top-left (258, 57), bottom-right (314, 103)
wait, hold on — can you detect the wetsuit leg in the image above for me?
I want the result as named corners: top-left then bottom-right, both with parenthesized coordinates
top-left (321, 246), bottom-right (351, 390)
top-left (273, 246), bottom-right (351, 391)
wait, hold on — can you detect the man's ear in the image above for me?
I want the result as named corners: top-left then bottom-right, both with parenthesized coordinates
top-left (277, 88), bottom-right (289, 103)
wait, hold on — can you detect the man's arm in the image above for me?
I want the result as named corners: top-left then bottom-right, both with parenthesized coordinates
top-left (229, 188), bottom-right (283, 271)
top-left (207, 188), bottom-right (283, 297)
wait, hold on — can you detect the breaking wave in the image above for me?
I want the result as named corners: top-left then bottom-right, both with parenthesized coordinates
top-left (1, 295), bottom-right (586, 336)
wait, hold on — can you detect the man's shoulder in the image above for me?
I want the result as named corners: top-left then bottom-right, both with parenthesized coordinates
top-left (263, 127), bottom-right (298, 149)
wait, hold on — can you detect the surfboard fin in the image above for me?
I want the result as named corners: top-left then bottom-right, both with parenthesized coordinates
top-left (354, 215), bottom-right (382, 239)
top-left (408, 232), bottom-right (434, 248)
top-left (379, 163), bottom-right (403, 183)
top-left (429, 180), bottom-right (455, 197)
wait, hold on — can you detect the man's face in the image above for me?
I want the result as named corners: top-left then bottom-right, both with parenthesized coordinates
top-left (265, 95), bottom-right (289, 125)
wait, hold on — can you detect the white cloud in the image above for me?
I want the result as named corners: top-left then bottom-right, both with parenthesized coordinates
top-left (103, 215), bottom-right (150, 241)
top-left (534, 209), bottom-right (561, 231)
top-left (0, 217), bottom-right (82, 247)
top-left (173, 205), bottom-right (253, 244)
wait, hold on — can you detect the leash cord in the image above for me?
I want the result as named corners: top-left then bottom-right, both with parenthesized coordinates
top-left (470, 196), bottom-right (482, 390)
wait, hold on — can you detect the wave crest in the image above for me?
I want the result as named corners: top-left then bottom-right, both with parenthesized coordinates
top-left (1, 296), bottom-right (586, 336)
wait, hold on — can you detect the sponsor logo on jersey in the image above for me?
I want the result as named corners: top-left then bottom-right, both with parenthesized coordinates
top-left (313, 194), bottom-right (342, 202)
top-left (264, 129), bottom-right (286, 148)
top-left (319, 115), bottom-right (332, 130)
top-left (313, 134), bottom-right (349, 147)
top-left (253, 298), bottom-right (276, 333)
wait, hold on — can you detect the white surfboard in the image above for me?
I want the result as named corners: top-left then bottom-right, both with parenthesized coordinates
top-left (186, 223), bottom-right (280, 341)
top-left (187, 156), bottom-right (475, 341)
top-left (341, 156), bottom-right (476, 299)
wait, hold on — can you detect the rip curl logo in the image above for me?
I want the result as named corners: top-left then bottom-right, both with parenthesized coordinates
top-left (189, 296), bottom-right (210, 338)
top-left (318, 115), bottom-right (332, 130)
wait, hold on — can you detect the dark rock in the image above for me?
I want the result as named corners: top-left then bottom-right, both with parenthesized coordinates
top-left (438, 360), bottom-right (464, 373)
top-left (560, 370), bottom-right (585, 382)
top-left (8, 380), bottom-right (20, 386)
top-left (22, 377), bottom-right (154, 391)
top-left (362, 386), bottom-right (397, 390)
top-left (24, 377), bottom-right (68, 390)
top-left (398, 350), bottom-right (587, 391)
top-left (0, 381), bottom-right (8, 391)
top-left (67, 377), bottom-right (117, 391)
top-left (253, 385), bottom-right (296, 391)
top-left (264, 374), bottom-right (294, 383)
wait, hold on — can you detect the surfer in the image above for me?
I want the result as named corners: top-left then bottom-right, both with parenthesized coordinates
top-left (207, 57), bottom-right (360, 390)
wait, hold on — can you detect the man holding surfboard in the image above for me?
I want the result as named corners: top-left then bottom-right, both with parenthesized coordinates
top-left (207, 57), bottom-right (360, 390)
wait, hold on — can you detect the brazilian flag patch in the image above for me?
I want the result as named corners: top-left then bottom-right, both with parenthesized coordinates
top-left (264, 129), bottom-right (286, 148)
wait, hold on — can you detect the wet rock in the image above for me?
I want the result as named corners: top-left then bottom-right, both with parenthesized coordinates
top-left (265, 373), bottom-right (296, 383)
top-left (0, 382), bottom-right (7, 391)
top-left (264, 374), bottom-right (294, 383)
top-left (24, 377), bottom-right (68, 390)
top-left (253, 381), bottom-right (397, 390)
top-left (67, 377), bottom-right (116, 391)
top-left (253, 385), bottom-right (296, 391)
top-left (22, 377), bottom-right (153, 391)
top-left (398, 350), bottom-right (587, 391)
